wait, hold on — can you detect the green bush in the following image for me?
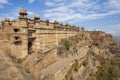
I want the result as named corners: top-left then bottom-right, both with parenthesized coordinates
top-left (73, 63), bottom-right (79, 72)
top-left (96, 59), bottom-right (120, 80)
top-left (63, 39), bottom-right (70, 50)
top-left (96, 69), bottom-right (113, 80)
top-left (82, 59), bottom-right (88, 67)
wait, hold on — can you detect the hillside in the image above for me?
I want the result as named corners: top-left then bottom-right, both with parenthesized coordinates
top-left (0, 30), bottom-right (120, 80)
top-left (114, 36), bottom-right (120, 46)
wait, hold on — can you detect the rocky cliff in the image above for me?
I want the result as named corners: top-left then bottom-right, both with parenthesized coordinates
top-left (0, 30), bottom-right (120, 80)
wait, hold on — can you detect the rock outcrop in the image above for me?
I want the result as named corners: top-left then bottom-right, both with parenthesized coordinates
top-left (0, 50), bottom-right (33, 80)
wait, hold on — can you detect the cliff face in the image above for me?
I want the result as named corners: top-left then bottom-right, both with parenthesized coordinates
top-left (114, 36), bottom-right (120, 46)
top-left (57, 31), bottom-right (120, 80)
top-left (87, 31), bottom-right (120, 80)
top-left (0, 31), bottom-right (119, 80)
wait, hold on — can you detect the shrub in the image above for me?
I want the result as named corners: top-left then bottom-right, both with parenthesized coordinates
top-left (96, 59), bottom-right (120, 80)
top-left (73, 63), bottom-right (79, 72)
top-left (63, 39), bottom-right (70, 51)
top-left (82, 59), bottom-right (88, 67)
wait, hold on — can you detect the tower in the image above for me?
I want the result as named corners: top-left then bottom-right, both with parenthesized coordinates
top-left (19, 8), bottom-right (28, 59)
top-left (19, 8), bottom-right (28, 26)
top-left (34, 14), bottom-right (40, 51)
top-left (54, 20), bottom-right (59, 45)
top-left (34, 14), bottom-right (40, 27)
top-left (54, 20), bottom-right (59, 30)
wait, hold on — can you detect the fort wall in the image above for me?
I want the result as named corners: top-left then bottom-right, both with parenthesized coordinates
top-left (0, 8), bottom-right (82, 59)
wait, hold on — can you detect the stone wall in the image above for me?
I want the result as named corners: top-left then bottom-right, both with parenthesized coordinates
top-left (0, 8), bottom-right (81, 59)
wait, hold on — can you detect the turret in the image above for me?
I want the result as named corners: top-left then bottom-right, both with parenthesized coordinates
top-left (19, 8), bottom-right (28, 59)
top-left (65, 22), bottom-right (69, 26)
top-left (54, 20), bottom-right (59, 24)
top-left (46, 19), bottom-right (49, 26)
top-left (2, 18), bottom-right (11, 27)
top-left (65, 22), bottom-right (70, 30)
top-left (34, 14), bottom-right (40, 20)
top-left (34, 14), bottom-right (40, 26)
top-left (54, 19), bottom-right (59, 29)
top-left (19, 8), bottom-right (28, 27)
top-left (19, 8), bottom-right (27, 19)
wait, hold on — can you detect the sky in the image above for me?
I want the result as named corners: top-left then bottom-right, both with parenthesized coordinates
top-left (0, 0), bottom-right (120, 36)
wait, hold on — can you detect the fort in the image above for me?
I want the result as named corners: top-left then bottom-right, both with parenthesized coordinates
top-left (0, 8), bottom-right (82, 59)
top-left (0, 8), bottom-right (119, 80)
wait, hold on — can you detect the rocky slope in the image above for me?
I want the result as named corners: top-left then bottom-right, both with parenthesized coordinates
top-left (0, 50), bottom-right (33, 80)
top-left (114, 36), bottom-right (120, 46)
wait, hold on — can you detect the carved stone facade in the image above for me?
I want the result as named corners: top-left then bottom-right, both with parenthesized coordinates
top-left (0, 8), bottom-right (81, 59)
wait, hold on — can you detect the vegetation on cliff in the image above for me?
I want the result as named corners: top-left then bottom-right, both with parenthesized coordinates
top-left (89, 31), bottom-right (120, 80)
top-left (82, 59), bottom-right (89, 67)
top-left (96, 54), bottom-right (120, 80)
top-left (61, 39), bottom-right (70, 51)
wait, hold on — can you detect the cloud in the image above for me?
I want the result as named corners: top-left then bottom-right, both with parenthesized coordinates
top-left (45, 0), bottom-right (64, 7)
top-left (45, 1), bottom-right (55, 6)
top-left (105, 24), bottom-right (120, 36)
top-left (110, 24), bottom-right (120, 29)
top-left (28, 11), bottom-right (34, 15)
top-left (43, 0), bottom-right (120, 23)
top-left (29, 0), bottom-right (34, 3)
top-left (108, 0), bottom-right (120, 9)
top-left (27, 11), bottom-right (35, 18)
top-left (0, 0), bottom-right (8, 9)
top-left (0, 8), bottom-right (20, 21)
top-left (0, 0), bottom-right (8, 4)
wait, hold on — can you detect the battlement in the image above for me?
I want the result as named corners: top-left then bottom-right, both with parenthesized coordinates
top-left (0, 8), bottom-right (81, 31)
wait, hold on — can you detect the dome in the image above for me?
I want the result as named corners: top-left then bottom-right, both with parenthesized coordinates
top-left (4, 18), bottom-right (10, 22)
top-left (19, 8), bottom-right (27, 14)
top-left (34, 14), bottom-right (40, 19)
top-left (54, 19), bottom-right (59, 24)
top-left (66, 22), bottom-right (69, 26)
top-left (46, 19), bottom-right (49, 22)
